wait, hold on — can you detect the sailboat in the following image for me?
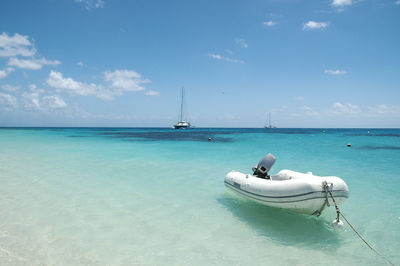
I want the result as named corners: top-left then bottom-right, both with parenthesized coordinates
top-left (173, 87), bottom-right (192, 129)
top-left (264, 112), bottom-right (276, 128)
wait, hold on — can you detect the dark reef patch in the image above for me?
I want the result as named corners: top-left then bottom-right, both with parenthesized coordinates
top-left (77, 128), bottom-right (382, 142)
top-left (95, 130), bottom-right (234, 142)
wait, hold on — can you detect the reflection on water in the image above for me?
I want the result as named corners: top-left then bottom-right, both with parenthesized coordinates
top-left (218, 192), bottom-right (341, 249)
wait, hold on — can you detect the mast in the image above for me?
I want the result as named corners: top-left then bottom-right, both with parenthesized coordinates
top-left (180, 87), bottom-right (184, 122)
top-left (269, 112), bottom-right (271, 128)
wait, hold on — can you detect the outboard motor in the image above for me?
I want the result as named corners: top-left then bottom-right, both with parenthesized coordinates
top-left (252, 153), bottom-right (276, 179)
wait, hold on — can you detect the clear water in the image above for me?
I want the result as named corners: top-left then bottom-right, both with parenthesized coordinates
top-left (0, 128), bottom-right (399, 265)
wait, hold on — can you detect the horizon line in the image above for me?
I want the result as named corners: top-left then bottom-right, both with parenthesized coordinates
top-left (0, 126), bottom-right (399, 129)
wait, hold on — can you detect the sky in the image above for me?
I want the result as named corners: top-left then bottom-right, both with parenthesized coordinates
top-left (0, 0), bottom-right (399, 128)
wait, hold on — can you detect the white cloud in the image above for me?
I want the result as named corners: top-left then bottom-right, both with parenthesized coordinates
top-left (95, 0), bottom-right (104, 8)
top-left (225, 57), bottom-right (244, 64)
top-left (289, 103), bottom-right (400, 123)
top-left (21, 89), bottom-right (67, 111)
top-left (0, 92), bottom-right (18, 110)
top-left (8, 57), bottom-right (61, 70)
top-left (325, 69), bottom-right (347, 75)
top-left (295, 96), bottom-right (305, 100)
top-left (332, 102), bottom-right (360, 114)
top-left (28, 84), bottom-right (45, 94)
top-left (145, 90), bottom-right (160, 96)
top-left (22, 92), bottom-right (41, 110)
top-left (46, 70), bottom-right (99, 96)
top-left (0, 67), bottom-right (14, 79)
top-left (0, 32), bottom-right (36, 57)
top-left (21, 84), bottom-right (46, 111)
top-left (21, 83), bottom-right (64, 111)
top-left (208, 53), bottom-right (244, 64)
top-left (368, 104), bottom-right (400, 114)
top-left (29, 84), bottom-right (37, 91)
top-left (42, 95), bottom-right (67, 109)
top-left (104, 69), bottom-right (149, 93)
top-left (332, 0), bottom-right (353, 7)
top-left (46, 69), bottom-right (150, 100)
top-left (301, 105), bottom-right (319, 116)
top-left (208, 53), bottom-right (222, 60)
top-left (303, 21), bottom-right (329, 30)
top-left (75, 0), bottom-right (105, 9)
top-left (77, 61), bottom-right (84, 67)
top-left (1, 33), bottom-right (61, 73)
top-left (263, 21), bottom-right (277, 27)
top-left (236, 38), bottom-right (248, 48)
top-left (1, 84), bottom-right (20, 92)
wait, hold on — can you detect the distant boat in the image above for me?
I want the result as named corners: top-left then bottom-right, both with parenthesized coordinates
top-left (174, 87), bottom-right (192, 129)
top-left (264, 112), bottom-right (276, 128)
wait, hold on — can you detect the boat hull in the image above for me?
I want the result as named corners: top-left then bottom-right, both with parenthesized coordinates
top-left (174, 125), bottom-right (191, 129)
top-left (225, 170), bottom-right (349, 215)
top-left (173, 121), bottom-right (191, 129)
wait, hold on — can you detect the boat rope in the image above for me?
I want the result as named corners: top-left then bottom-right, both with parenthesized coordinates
top-left (323, 183), bottom-right (395, 266)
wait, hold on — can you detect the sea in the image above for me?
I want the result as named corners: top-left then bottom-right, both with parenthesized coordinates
top-left (0, 127), bottom-right (399, 265)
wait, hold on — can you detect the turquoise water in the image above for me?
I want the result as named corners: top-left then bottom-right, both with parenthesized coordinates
top-left (0, 128), bottom-right (399, 265)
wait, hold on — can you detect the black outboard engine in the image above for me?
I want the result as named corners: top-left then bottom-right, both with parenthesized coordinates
top-left (252, 153), bottom-right (276, 179)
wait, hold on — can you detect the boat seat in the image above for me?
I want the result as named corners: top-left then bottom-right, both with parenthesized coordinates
top-left (270, 173), bottom-right (291, 181)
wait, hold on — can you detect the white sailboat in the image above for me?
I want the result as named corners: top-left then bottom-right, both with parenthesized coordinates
top-left (264, 112), bottom-right (276, 128)
top-left (173, 87), bottom-right (192, 129)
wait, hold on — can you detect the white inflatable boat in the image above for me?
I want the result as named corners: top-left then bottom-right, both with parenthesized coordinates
top-left (225, 154), bottom-right (349, 215)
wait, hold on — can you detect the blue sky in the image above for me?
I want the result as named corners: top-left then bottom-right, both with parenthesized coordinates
top-left (0, 0), bottom-right (399, 127)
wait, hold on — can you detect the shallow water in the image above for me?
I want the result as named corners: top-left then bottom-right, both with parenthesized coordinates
top-left (0, 128), bottom-right (399, 265)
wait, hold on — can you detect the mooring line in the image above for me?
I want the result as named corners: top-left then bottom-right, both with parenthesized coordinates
top-left (338, 211), bottom-right (395, 266)
top-left (323, 183), bottom-right (395, 266)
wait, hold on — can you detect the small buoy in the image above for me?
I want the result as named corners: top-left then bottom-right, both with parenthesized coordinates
top-left (332, 219), bottom-right (344, 229)
top-left (347, 143), bottom-right (351, 147)
top-left (208, 138), bottom-right (212, 141)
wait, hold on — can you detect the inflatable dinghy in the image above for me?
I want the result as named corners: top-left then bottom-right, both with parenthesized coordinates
top-left (225, 154), bottom-right (349, 215)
